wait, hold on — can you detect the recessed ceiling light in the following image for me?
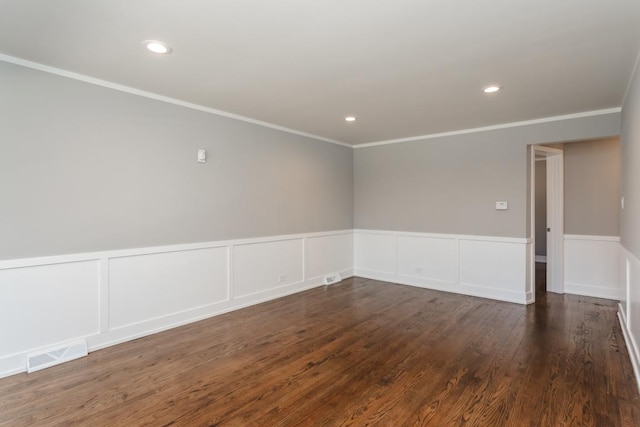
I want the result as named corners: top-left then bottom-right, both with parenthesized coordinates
top-left (483, 85), bottom-right (502, 94)
top-left (143, 40), bottom-right (172, 54)
top-left (345, 116), bottom-right (357, 122)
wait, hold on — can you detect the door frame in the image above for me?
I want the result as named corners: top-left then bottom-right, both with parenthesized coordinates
top-left (530, 145), bottom-right (564, 298)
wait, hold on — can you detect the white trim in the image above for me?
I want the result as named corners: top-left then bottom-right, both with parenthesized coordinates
top-left (0, 54), bottom-right (351, 148)
top-left (618, 305), bottom-right (640, 394)
top-left (564, 234), bottom-right (621, 242)
top-left (1, 53), bottom-right (626, 150)
top-left (534, 145), bottom-right (564, 155)
top-left (620, 245), bottom-right (640, 377)
top-left (535, 255), bottom-right (547, 263)
top-left (354, 108), bottom-right (622, 148)
top-left (564, 283), bottom-right (620, 300)
top-left (99, 259), bottom-right (109, 333)
top-left (547, 151), bottom-right (564, 294)
top-left (354, 230), bottom-right (529, 304)
top-left (530, 146), bottom-right (565, 298)
top-left (86, 267), bottom-right (353, 352)
top-left (0, 229), bottom-right (353, 270)
top-left (625, 246), bottom-right (640, 328)
top-left (354, 269), bottom-right (527, 304)
top-left (622, 244), bottom-right (640, 275)
top-left (562, 236), bottom-right (621, 300)
top-left (353, 229), bottom-right (529, 244)
top-left (529, 149), bottom-right (537, 301)
top-left (0, 230), bottom-right (354, 379)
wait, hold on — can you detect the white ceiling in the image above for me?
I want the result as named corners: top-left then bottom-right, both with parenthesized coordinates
top-left (1, 0), bottom-right (639, 146)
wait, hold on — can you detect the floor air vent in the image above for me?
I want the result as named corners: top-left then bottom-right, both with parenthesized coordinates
top-left (27, 340), bottom-right (88, 373)
top-left (323, 273), bottom-right (342, 285)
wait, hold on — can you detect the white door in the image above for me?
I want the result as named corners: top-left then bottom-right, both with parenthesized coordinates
top-left (531, 146), bottom-right (564, 298)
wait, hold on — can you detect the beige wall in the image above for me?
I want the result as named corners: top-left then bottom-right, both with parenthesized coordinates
top-left (563, 137), bottom-right (620, 236)
top-left (0, 61), bottom-right (354, 260)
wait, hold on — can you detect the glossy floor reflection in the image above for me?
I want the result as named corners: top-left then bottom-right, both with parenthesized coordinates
top-left (1, 276), bottom-right (638, 426)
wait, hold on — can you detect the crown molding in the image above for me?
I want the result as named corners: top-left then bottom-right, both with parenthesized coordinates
top-left (354, 108), bottom-right (622, 148)
top-left (2, 53), bottom-right (625, 150)
top-left (0, 53), bottom-right (352, 148)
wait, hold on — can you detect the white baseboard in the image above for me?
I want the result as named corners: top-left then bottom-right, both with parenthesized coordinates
top-left (618, 303), bottom-right (640, 394)
top-left (354, 269), bottom-right (528, 304)
top-left (354, 229), bottom-right (530, 305)
top-left (618, 246), bottom-right (640, 393)
top-left (88, 267), bottom-right (354, 353)
top-left (0, 230), bottom-right (353, 379)
top-left (565, 283), bottom-right (621, 300)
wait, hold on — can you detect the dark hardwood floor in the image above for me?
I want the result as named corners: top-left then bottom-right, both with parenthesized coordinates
top-left (536, 261), bottom-right (547, 297)
top-left (1, 276), bottom-right (638, 426)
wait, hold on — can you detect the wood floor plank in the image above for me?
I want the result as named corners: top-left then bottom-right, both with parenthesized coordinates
top-left (1, 276), bottom-right (639, 426)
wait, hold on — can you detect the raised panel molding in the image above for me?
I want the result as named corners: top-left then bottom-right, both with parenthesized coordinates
top-left (109, 247), bottom-right (229, 329)
top-left (459, 239), bottom-right (528, 299)
top-left (0, 230), bottom-right (353, 378)
top-left (306, 233), bottom-right (354, 280)
top-left (397, 235), bottom-right (456, 284)
top-left (233, 239), bottom-right (304, 299)
top-left (0, 261), bottom-right (100, 357)
top-left (1, 230), bottom-right (624, 379)
top-left (564, 235), bottom-right (621, 300)
top-left (354, 232), bottom-right (397, 275)
top-left (354, 229), bottom-right (530, 304)
top-left (0, 261), bottom-right (101, 377)
top-left (618, 246), bottom-right (640, 393)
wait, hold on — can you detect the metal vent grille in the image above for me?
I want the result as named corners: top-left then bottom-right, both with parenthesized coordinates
top-left (27, 340), bottom-right (88, 373)
top-left (323, 273), bottom-right (342, 285)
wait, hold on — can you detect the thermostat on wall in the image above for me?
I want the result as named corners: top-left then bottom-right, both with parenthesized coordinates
top-left (495, 201), bottom-right (508, 210)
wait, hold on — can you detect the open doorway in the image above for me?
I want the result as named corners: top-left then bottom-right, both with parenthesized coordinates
top-left (534, 157), bottom-right (547, 297)
top-left (530, 145), bottom-right (564, 302)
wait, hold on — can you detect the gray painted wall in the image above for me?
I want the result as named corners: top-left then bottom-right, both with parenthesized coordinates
top-left (564, 137), bottom-right (620, 236)
top-left (535, 160), bottom-right (547, 256)
top-left (621, 62), bottom-right (640, 260)
top-left (354, 114), bottom-right (621, 238)
top-left (355, 137), bottom-right (527, 237)
top-left (620, 53), bottom-right (640, 372)
top-left (0, 59), bottom-right (625, 260)
top-left (0, 61), bottom-right (354, 260)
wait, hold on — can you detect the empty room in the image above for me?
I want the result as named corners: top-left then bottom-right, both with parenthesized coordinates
top-left (2, 1), bottom-right (640, 425)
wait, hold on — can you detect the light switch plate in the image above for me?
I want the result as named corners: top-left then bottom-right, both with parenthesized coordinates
top-left (197, 149), bottom-right (207, 163)
top-left (495, 201), bottom-right (508, 210)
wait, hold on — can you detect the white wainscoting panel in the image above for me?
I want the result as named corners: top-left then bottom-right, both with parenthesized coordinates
top-left (108, 247), bottom-right (229, 329)
top-left (0, 230), bottom-right (353, 379)
top-left (233, 239), bottom-right (304, 298)
top-left (305, 233), bottom-right (353, 281)
top-left (397, 235), bottom-right (456, 284)
top-left (459, 239), bottom-right (528, 302)
top-left (564, 235), bottom-right (620, 300)
top-left (0, 261), bottom-right (100, 376)
top-left (618, 245), bottom-right (640, 393)
top-left (353, 232), bottom-right (397, 277)
top-left (354, 230), bottom-right (529, 304)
